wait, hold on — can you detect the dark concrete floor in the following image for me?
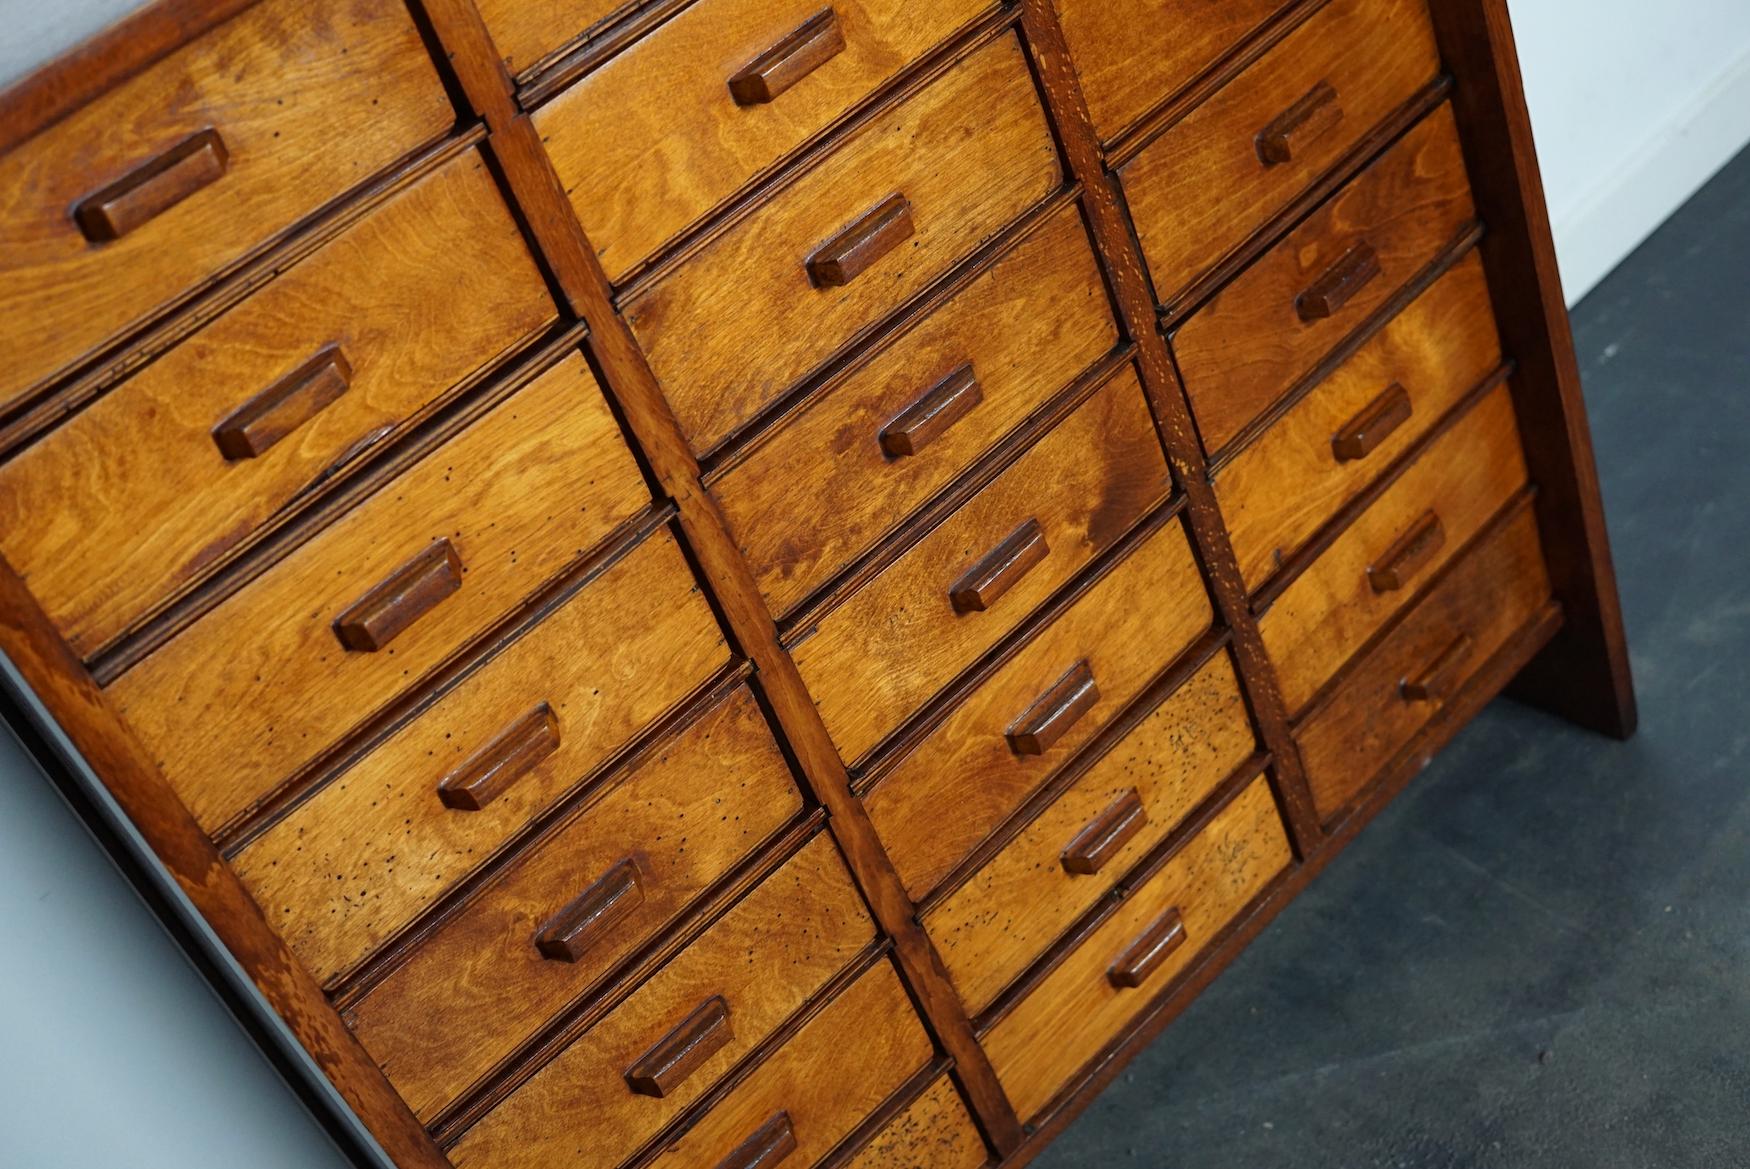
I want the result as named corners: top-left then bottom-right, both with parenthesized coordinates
top-left (1034, 146), bottom-right (1750, 1169)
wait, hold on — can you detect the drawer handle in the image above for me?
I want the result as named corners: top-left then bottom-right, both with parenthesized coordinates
top-left (950, 518), bottom-right (1048, 614)
top-left (1367, 511), bottom-right (1445, 594)
top-left (212, 345), bottom-right (353, 461)
top-left (806, 193), bottom-right (914, 288)
top-left (1006, 660), bottom-right (1100, 756)
top-left (535, 857), bottom-right (645, 964)
top-left (728, 8), bottom-right (846, 105)
top-left (879, 363), bottom-right (983, 457)
top-left (74, 127), bottom-right (229, 242)
top-left (1331, 382), bottom-right (1412, 463)
top-left (1256, 81), bottom-right (1343, 167)
top-left (1401, 633), bottom-right (1475, 704)
top-left (1062, 788), bottom-right (1147, 876)
top-left (437, 704), bottom-right (560, 812)
top-left (625, 995), bottom-right (734, 1099)
top-left (1296, 242), bottom-right (1380, 322)
top-left (715, 1112), bottom-right (797, 1169)
top-left (332, 538), bottom-right (463, 652)
top-left (1108, 907), bottom-right (1187, 989)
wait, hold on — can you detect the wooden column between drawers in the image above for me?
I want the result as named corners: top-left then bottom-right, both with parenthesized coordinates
top-left (409, 0), bottom-right (1026, 1155)
top-left (1013, 0), bottom-right (1324, 854)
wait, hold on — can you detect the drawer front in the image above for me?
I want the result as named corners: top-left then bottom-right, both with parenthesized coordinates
top-left (0, 0), bottom-right (454, 413)
top-left (983, 775), bottom-right (1291, 1121)
top-left (623, 33), bottom-right (1061, 455)
top-left (1056, 0), bottom-right (1291, 141)
top-left (234, 532), bottom-right (730, 987)
top-left (1260, 380), bottom-right (1528, 714)
top-left (1173, 104), bottom-right (1476, 454)
top-left (715, 203), bottom-right (1118, 619)
top-left (538, 0), bottom-right (989, 284)
top-left (1299, 497), bottom-right (1552, 820)
top-left (108, 354), bottom-right (652, 834)
top-left (926, 652), bottom-right (1254, 1014)
top-left (795, 365), bottom-right (1170, 766)
top-left (475, 0), bottom-right (619, 76)
top-left (0, 149), bottom-right (557, 657)
top-left (448, 832), bottom-right (877, 1169)
top-left (1216, 252), bottom-right (1502, 591)
top-left (846, 1075), bottom-right (987, 1169)
top-left (865, 515), bottom-right (1211, 901)
top-left (1119, 0), bottom-right (1440, 308)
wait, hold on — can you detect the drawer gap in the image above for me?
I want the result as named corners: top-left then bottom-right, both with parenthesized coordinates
top-left (813, 1059), bottom-right (958, 1169)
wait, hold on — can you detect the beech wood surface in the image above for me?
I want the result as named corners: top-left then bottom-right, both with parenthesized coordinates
top-left (842, 1073), bottom-right (988, 1169)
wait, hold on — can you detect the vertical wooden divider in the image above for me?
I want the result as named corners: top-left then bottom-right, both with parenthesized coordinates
top-left (1014, 0), bottom-right (1324, 853)
top-left (409, 0), bottom-right (1027, 1154)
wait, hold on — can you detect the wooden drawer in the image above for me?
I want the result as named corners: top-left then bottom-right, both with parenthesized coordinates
top-left (0, 0), bottom-right (453, 416)
top-left (713, 203), bottom-right (1118, 619)
top-left (1172, 104), bottom-right (1476, 455)
top-left (1056, 0), bottom-right (1292, 142)
top-left (623, 32), bottom-right (1061, 455)
top-left (536, 0), bottom-right (989, 284)
top-left (106, 354), bottom-right (653, 835)
top-left (845, 1074), bottom-right (988, 1169)
top-left (793, 365), bottom-right (1169, 767)
top-left (446, 832), bottom-right (878, 1169)
top-left (1215, 251), bottom-right (1502, 592)
top-left (1260, 380), bottom-right (1528, 715)
top-left (864, 515), bottom-right (1212, 901)
top-left (926, 651), bottom-right (1254, 1015)
top-left (0, 149), bottom-right (556, 658)
top-left (232, 550), bottom-right (732, 988)
top-left (1118, 0), bottom-right (1440, 309)
top-left (336, 685), bottom-right (800, 1121)
top-left (1300, 496), bottom-right (1553, 821)
top-left (474, 0), bottom-right (619, 77)
top-left (983, 775), bottom-right (1291, 1121)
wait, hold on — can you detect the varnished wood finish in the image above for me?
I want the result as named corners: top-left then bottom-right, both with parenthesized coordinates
top-left (73, 126), bottom-right (230, 242)
top-left (842, 1074), bottom-right (988, 1169)
top-left (728, 10), bottom-right (848, 106)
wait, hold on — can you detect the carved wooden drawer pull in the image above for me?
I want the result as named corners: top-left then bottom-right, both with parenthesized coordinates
top-left (212, 345), bottom-right (352, 461)
top-left (1367, 511), bottom-right (1445, 594)
top-left (332, 538), bottom-right (462, 652)
top-left (536, 857), bottom-right (645, 963)
top-left (1401, 633), bottom-right (1475, 704)
top-left (625, 996), bottom-right (733, 1098)
top-left (950, 518), bottom-right (1048, 613)
top-left (1332, 382), bottom-right (1412, 463)
top-left (436, 704), bottom-right (560, 812)
top-left (1062, 788), bottom-right (1147, 876)
top-left (728, 9), bottom-right (845, 106)
top-left (1108, 906), bottom-right (1187, 989)
top-left (806, 193), bottom-right (914, 288)
top-left (1256, 81), bottom-right (1343, 166)
top-left (74, 127), bottom-right (229, 242)
top-left (879, 363), bottom-right (983, 457)
top-left (1006, 660), bottom-right (1100, 756)
top-left (1296, 241), bottom-right (1380, 322)
top-left (715, 1112), bottom-right (797, 1169)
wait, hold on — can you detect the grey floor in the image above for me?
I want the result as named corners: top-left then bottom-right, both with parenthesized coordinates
top-left (1035, 147), bottom-right (1750, 1169)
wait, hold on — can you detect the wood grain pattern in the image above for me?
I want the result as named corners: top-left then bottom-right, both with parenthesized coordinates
top-left (728, 9), bottom-right (848, 106)
top-left (473, 0), bottom-right (622, 76)
top-left (1213, 252), bottom-right (1501, 591)
top-left (623, 33), bottom-right (1062, 454)
top-left (925, 652), bottom-right (1253, 1014)
top-left (1172, 104), bottom-right (1476, 454)
top-left (0, 0), bottom-right (454, 415)
top-left (1300, 497), bottom-right (1550, 820)
top-left (842, 1073), bottom-right (988, 1169)
top-left (807, 194), bottom-right (917, 287)
top-left (1260, 381), bottom-right (1527, 714)
top-left (795, 365), bottom-right (1169, 766)
top-left (535, 0), bottom-right (985, 284)
top-left (107, 354), bottom-right (650, 834)
top-left (447, 833), bottom-right (874, 1169)
top-left (72, 126), bottom-right (229, 241)
top-left (982, 776), bottom-right (1290, 1120)
top-left (713, 203), bottom-right (1116, 618)
top-left (625, 994), bottom-right (734, 1098)
top-left (233, 528), bottom-right (728, 988)
top-left (1118, 0), bottom-right (1440, 307)
top-left (0, 148), bottom-right (555, 658)
top-left (864, 516), bottom-right (1209, 900)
